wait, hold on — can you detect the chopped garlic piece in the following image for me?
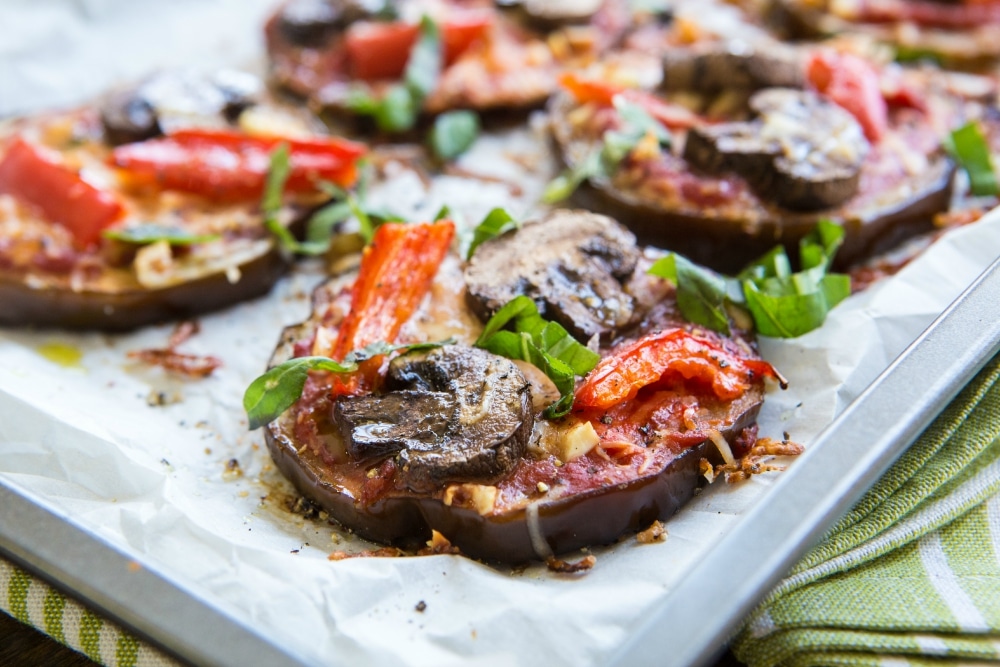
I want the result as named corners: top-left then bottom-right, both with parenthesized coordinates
top-left (559, 421), bottom-right (600, 463)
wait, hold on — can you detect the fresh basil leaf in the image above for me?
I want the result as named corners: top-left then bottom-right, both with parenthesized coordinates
top-left (305, 200), bottom-right (352, 246)
top-left (949, 121), bottom-right (998, 197)
top-left (244, 356), bottom-right (358, 430)
top-left (648, 253), bottom-right (732, 335)
top-left (405, 15), bottom-right (442, 100)
top-left (474, 296), bottom-right (598, 418)
top-left (542, 149), bottom-right (603, 203)
top-left (314, 178), bottom-right (403, 244)
top-left (742, 281), bottom-right (843, 339)
top-left (377, 84), bottom-right (419, 133)
top-left (474, 295), bottom-right (539, 346)
top-left (650, 222), bottom-right (849, 338)
top-left (434, 204), bottom-right (451, 221)
top-left (103, 225), bottom-right (220, 246)
top-left (800, 219), bottom-right (845, 271)
top-left (260, 144), bottom-right (329, 256)
top-left (430, 110), bottom-right (480, 161)
top-left (613, 98), bottom-right (671, 146)
top-left (466, 207), bottom-right (520, 259)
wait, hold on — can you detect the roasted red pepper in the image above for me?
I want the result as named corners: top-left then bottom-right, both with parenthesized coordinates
top-left (110, 129), bottom-right (366, 202)
top-left (0, 138), bottom-right (124, 249)
top-left (574, 328), bottom-right (782, 410)
top-left (326, 220), bottom-right (455, 396)
top-left (806, 50), bottom-right (888, 143)
top-left (345, 13), bottom-right (491, 82)
top-left (558, 72), bottom-right (702, 130)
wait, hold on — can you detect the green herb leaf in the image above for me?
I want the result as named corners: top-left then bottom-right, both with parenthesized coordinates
top-left (244, 356), bottom-right (358, 430)
top-left (405, 15), bottom-right (442, 100)
top-left (542, 149), bottom-right (603, 203)
top-left (260, 144), bottom-right (329, 256)
top-left (466, 208), bottom-right (520, 260)
top-left (474, 296), bottom-right (599, 418)
top-left (103, 225), bottom-right (220, 246)
top-left (244, 338), bottom-right (455, 430)
top-left (434, 204), bottom-right (452, 221)
top-left (949, 121), bottom-right (998, 197)
top-left (648, 253), bottom-right (733, 335)
top-left (429, 110), bottom-right (480, 161)
top-left (305, 200), bottom-right (352, 246)
top-left (649, 221), bottom-right (850, 338)
top-left (314, 178), bottom-right (404, 244)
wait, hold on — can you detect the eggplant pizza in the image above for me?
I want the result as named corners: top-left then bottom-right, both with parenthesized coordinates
top-left (0, 69), bottom-right (365, 330)
top-left (545, 40), bottom-right (966, 272)
top-left (250, 210), bottom-right (785, 563)
top-left (265, 0), bottom-right (637, 131)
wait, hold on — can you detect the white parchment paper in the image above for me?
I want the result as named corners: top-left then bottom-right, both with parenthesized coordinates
top-left (3, 2), bottom-right (1000, 665)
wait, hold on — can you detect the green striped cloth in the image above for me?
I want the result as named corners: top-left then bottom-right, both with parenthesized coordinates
top-left (734, 353), bottom-right (1000, 666)
top-left (0, 559), bottom-right (177, 667)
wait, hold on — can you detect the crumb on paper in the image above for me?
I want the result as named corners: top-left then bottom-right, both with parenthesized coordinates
top-left (146, 389), bottom-right (182, 407)
top-left (418, 530), bottom-right (461, 556)
top-left (545, 555), bottom-right (596, 574)
top-left (223, 458), bottom-right (243, 481)
top-left (415, 601), bottom-right (427, 613)
top-left (636, 520), bottom-right (667, 544)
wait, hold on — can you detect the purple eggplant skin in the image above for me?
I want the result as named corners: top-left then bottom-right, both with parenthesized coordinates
top-left (568, 159), bottom-right (954, 274)
top-left (0, 247), bottom-right (288, 331)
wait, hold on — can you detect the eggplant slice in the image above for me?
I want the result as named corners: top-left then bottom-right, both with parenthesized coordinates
top-left (0, 245), bottom-right (287, 331)
top-left (549, 50), bottom-right (955, 273)
top-left (0, 82), bottom-right (327, 331)
top-left (773, 0), bottom-right (1000, 72)
top-left (263, 216), bottom-right (771, 563)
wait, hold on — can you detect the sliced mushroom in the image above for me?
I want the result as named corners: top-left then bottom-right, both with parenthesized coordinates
top-left (520, 0), bottom-right (605, 24)
top-left (661, 41), bottom-right (805, 93)
top-left (100, 70), bottom-right (262, 145)
top-left (334, 346), bottom-right (533, 494)
top-left (683, 88), bottom-right (868, 210)
top-left (464, 210), bottom-right (639, 341)
top-left (277, 0), bottom-right (390, 46)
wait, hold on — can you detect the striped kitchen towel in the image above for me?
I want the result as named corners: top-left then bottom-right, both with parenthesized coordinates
top-left (733, 353), bottom-right (1000, 666)
top-left (0, 558), bottom-right (178, 667)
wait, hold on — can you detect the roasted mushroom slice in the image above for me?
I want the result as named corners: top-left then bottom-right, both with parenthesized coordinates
top-left (335, 346), bottom-right (533, 493)
top-left (464, 210), bottom-right (640, 341)
top-left (100, 70), bottom-right (263, 145)
top-left (661, 42), bottom-right (805, 93)
top-left (684, 88), bottom-right (868, 210)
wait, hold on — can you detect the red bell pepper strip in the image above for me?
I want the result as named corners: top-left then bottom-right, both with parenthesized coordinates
top-left (558, 72), bottom-right (702, 130)
top-left (0, 138), bottom-right (124, 249)
top-left (574, 328), bottom-right (782, 410)
top-left (345, 13), bottom-right (491, 82)
top-left (854, 0), bottom-right (1000, 28)
top-left (806, 50), bottom-right (888, 143)
top-left (110, 129), bottom-right (366, 202)
top-left (327, 220), bottom-right (455, 396)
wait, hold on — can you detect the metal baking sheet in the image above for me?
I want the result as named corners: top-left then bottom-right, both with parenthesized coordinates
top-left (3, 254), bottom-right (999, 667)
